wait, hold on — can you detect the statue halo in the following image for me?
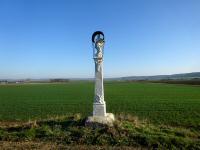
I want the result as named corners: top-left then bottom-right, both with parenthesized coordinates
top-left (92, 31), bottom-right (104, 43)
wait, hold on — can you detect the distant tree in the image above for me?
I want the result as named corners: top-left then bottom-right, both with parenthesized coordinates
top-left (50, 79), bottom-right (70, 83)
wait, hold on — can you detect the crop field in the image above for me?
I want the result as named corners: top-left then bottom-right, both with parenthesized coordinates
top-left (0, 81), bottom-right (200, 127)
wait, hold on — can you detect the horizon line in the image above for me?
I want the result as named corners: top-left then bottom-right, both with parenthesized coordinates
top-left (0, 71), bottom-right (199, 80)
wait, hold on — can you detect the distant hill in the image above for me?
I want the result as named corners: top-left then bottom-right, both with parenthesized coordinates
top-left (1, 72), bottom-right (200, 83)
top-left (120, 72), bottom-right (200, 81)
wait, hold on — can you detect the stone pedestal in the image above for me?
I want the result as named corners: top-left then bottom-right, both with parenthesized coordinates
top-left (86, 113), bottom-right (115, 127)
top-left (93, 103), bottom-right (106, 116)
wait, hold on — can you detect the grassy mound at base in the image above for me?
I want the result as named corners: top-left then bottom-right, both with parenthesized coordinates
top-left (0, 114), bottom-right (200, 149)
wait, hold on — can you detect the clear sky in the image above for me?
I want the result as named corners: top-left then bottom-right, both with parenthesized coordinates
top-left (0, 0), bottom-right (199, 79)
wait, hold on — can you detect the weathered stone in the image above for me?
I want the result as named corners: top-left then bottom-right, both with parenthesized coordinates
top-left (93, 103), bottom-right (106, 116)
top-left (87, 31), bottom-right (115, 126)
top-left (93, 32), bottom-right (106, 116)
top-left (85, 113), bottom-right (115, 127)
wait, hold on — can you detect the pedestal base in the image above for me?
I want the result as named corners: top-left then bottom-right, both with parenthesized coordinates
top-left (85, 113), bottom-right (115, 127)
top-left (93, 103), bottom-right (106, 116)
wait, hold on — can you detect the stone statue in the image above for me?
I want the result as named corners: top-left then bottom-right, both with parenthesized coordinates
top-left (85, 31), bottom-right (115, 126)
top-left (92, 31), bottom-right (106, 115)
top-left (95, 39), bottom-right (104, 59)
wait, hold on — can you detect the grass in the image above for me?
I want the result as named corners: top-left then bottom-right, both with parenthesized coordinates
top-left (0, 81), bottom-right (200, 128)
top-left (0, 114), bottom-right (199, 149)
top-left (0, 82), bottom-right (199, 149)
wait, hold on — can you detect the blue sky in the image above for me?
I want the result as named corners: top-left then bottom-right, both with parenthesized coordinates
top-left (0, 0), bottom-right (199, 79)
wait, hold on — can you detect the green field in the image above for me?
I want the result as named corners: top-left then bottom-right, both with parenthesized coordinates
top-left (0, 81), bottom-right (200, 127)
